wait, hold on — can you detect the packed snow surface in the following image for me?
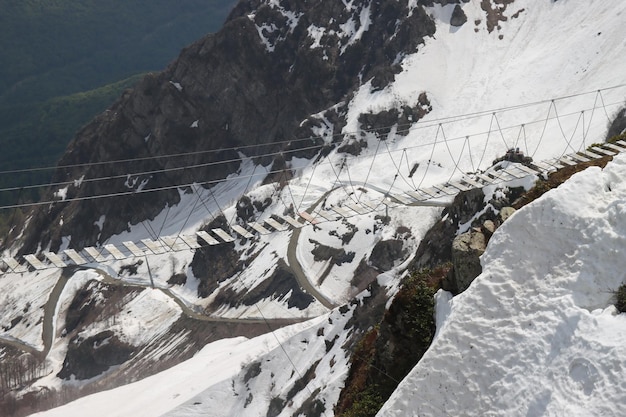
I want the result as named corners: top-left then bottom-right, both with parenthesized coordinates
top-left (378, 154), bottom-right (626, 416)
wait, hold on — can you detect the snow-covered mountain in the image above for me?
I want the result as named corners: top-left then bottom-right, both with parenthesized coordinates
top-left (28, 154), bottom-right (626, 417)
top-left (2, 0), bottom-right (626, 415)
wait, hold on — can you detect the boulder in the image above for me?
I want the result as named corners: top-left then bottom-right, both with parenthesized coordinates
top-left (482, 220), bottom-right (497, 237)
top-left (450, 5), bottom-right (468, 27)
top-left (410, 187), bottom-right (486, 270)
top-left (500, 206), bottom-right (516, 222)
top-left (449, 230), bottom-right (487, 293)
top-left (369, 239), bottom-right (404, 271)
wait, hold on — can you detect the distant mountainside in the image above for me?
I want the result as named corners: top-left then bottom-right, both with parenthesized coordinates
top-left (0, 0), bottom-right (237, 106)
top-left (0, 0), bottom-right (236, 207)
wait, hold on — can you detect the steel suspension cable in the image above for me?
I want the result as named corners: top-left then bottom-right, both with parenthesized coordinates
top-left (416, 124), bottom-right (441, 190)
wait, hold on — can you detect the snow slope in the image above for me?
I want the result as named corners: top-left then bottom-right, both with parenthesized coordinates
top-left (32, 303), bottom-right (359, 417)
top-left (377, 155), bottom-right (626, 416)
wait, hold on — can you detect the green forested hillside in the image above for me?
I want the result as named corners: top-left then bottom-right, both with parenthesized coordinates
top-left (0, 0), bottom-right (235, 105)
top-left (0, 0), bottom-right (236, 210)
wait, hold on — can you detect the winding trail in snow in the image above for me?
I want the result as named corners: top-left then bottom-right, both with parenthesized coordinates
top-left (286, 189), bottom-right (339, 310)
top-left (41, 267), bottom-right (74, 357)
top-left (287, 226), bottom-right (337, 309)
top-left (0, 267), bottom-right (75, 359)
top-left (0, 265), bottom-right (306, 358)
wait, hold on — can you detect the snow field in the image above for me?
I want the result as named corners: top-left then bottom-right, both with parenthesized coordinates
top-left (0, 269), bottom-right (60, 351)
top-left (32, 311), bottom-right (342, 417)
top-left (26, 269), bottom-right (183, 392)
top-left (296, 196), bottom-right (441, 303)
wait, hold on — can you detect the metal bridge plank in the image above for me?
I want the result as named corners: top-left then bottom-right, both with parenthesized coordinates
top-left (162, 236), bottom-right (191, 251)
top-left (603, 142), bottom-right (625, 153)
top-left (231, 225), bottom-right (255, 239)
top-left (44, 251), bottom-right (67, 267)
top-left (3, 257), bottom-right (27, 273)
top-left (435, 183), bottom-right (461, 195)
top-left (532, 161), bottom-right (557, 172)
top-left (345, 201), bottom-right (371, 215)
top-left (543, 159), bottom-right (566, 169)
top-left (589, 146), bottom-right (616, 156)
top-left (460, 177), bottom-right (483, 188)
top-left (557, 156), bottom-right (577, 166)
top-left (123, 241), bottom-right (146, 257)
top-left (264, 217), bottom-right (288, 232)
top-left (84, 247), bottom-right (109, 262)
top-left (281, 214), bottom-right (304, 228)
top-left (566, 153), bottom-right (590, 163)
top-left (404, 190), bottom-right (428, 201)
top-left (141, 239), bottom-right (167, 254)
top-left (249, 222), bottom-right (272, 235)
top-left (427, 185), bottom-right (446, 196)
top-left (315, 210), bottom-right (338, 221)
top-left (64, 249), bottom-right (88, 265)
top-left (104, 244), bottom-right (126, 260)
top-left (514, 164), bottom-right (542, 176)
top-left (420, 187), bottom-right (444, 197)
top-left (388, 193), bottom-right (416, 204)
top-left (196, 230), bottom-right (220, 245)
top-left (331, 205), bottom-right (353, 218)
top-left (299, 211), bottom-right (318, 224)
top-left (212, 228), bottom-right (236, 242)
top-left (425, 185), bottom-right (443, 196)
top-left (24, 254), bottom-right (46, 270)
top-left (181, 235), bottom-right (201, 249)
top-left (579, 149), bottom-right (604, 160)
top-left (446, 181), bottom-right (472, 192)
top-left (157, 237), bottom-right (174, 250)
top-left (355, 200), bottom-right (378, 212)
top-left (502, 168), bottom-right (528, 179)
top-left (497, 170), bottom-right (515, 181)
top-left (160, 237), bottom-right (179, 251)
top-left (474, 173), bottom-right (496, 184)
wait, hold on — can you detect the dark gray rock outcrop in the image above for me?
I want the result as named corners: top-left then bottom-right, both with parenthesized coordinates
top-left (450, 5), bottom-right (468, 27)
top-left (369, 239), bottom-right (405, 271)
top-left (446, 206), bottom-right (516, 293)
top-left (57, 330), bottom-right (135, 380)
top-left (190, 216), bottom-right (243, 298)
top-left (410, 187), bottom-right (486, 270)
top-left (607, 106), bottom-right (626, 139)
top-left (450, 228), bottom-right (486, 293)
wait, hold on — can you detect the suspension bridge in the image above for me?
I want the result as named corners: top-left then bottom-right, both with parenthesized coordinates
top-left (1, 85), bottom-right (625, 274)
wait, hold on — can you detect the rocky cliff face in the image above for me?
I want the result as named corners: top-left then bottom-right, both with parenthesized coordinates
top-left (13, 0), bottom-right (463, 255)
